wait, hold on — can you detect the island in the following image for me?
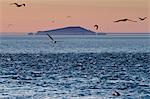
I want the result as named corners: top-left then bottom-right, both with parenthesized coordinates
top-left (35, 26), bottom-right (106, 35)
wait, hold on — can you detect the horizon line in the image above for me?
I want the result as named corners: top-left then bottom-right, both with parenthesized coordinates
top-left (0, 32), bottom-right (150, 36)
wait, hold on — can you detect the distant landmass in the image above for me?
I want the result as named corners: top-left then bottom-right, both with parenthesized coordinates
top-left (27, 33), bottom-right (34, 35)
top-left (35, 26), bottom-right (106, 35)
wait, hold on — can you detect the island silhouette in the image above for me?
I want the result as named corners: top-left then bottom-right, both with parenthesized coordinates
top-left (35, 26), bottom-right (106, 35)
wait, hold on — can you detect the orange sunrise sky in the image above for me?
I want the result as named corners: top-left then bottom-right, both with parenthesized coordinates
top-left (0, 0), bottom-right (150, 34)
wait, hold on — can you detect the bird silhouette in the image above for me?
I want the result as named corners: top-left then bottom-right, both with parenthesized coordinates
top-left (10, 3), bottom-right (25, 7)
top-left (47, 33), bottom-right (56, 43)
top-left (114, 19), bottom-right (137, 23)
top-left (112, 90), bottom-right (120, 96)
top-left (138, 17), bottom-right (147, 21)
top-left (67, 16), bottom-right (71, 18)
top-left (94, 25), bottom-right (99, 30)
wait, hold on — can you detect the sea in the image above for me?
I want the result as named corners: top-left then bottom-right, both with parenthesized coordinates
top-left (0, 35), bottom-right (150, 99)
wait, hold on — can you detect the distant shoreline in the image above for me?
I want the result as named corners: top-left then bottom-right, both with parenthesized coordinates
top-left (0, 33), bottom-right (150, 36)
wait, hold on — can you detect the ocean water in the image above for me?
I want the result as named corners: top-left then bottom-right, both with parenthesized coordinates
top-left (0, 35), bottom-right (150, 53)
top-left (0, 35), bottom-right (150, 99)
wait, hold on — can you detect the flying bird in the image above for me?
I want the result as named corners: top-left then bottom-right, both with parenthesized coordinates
top-left (7, 24), bottom-right (13, 29)
top-left (113, 19), bottom-right (137, 23)
top-left (49, 19), bottom-right (55, 23)
top-left (94, 25), bottom-right (99, 30)
top-left (138, 17), bottom-right (147, 21)
top-left (67, 16), bottom-right (71, 18)
top-left (47, 33), bottom-right (56, 43)
top-left (51, 20), bottom-right (55, 23)
top-left (10, 3), bottom-right (25, 7)
top-left (112, 90), bottom-right (120, 96)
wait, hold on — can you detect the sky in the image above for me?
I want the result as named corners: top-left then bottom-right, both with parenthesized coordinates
top-left (0, 0), bottom-right (149, 34)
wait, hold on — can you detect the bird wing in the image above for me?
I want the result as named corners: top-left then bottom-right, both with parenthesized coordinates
top-left (22, 4), bottom-right (25, 6)
top-left (114, 20), bottom-right (120, 22)
top-left (47, 33), bottom-right (54, 41)
top-left (139, 17), bottom-right (147, 20)
top-left (143, 17), bottom-right (147, 20)
top-left (127, 19), bottom-right (137, 22)
top-left (113, 19), bottom-right (124, 22)
top-left (11, 3), bottom-right (19, 6)
top-left (138, 17), bottom-right (142, 20)
top-left (94, 25), bottom-right (98, 30)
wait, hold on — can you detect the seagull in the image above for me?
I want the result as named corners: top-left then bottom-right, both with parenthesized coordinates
top-left (94, 25), bottom-right (99, 30)
top-left (47, 33), bottom-right (56, 43)
top-left (138, 17), bottom-right (147, 21)
top-left (67, 16), bottom-right (71, 18)
top-left (113, 18), bottom-right (137, 23)
top-left (10, 3), bottom-right (25, 7)
top-left (112, 90), bottom-right (120, 96)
